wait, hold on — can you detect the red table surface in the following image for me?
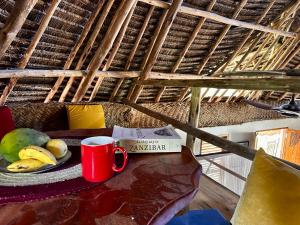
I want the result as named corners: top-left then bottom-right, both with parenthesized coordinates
top-left (0, 129), bottom-right (202, 225)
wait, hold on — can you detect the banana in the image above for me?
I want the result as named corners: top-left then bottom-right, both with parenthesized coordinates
top-left (19, 145), bottom-right (57, 165)
top-left (7, 158), bottom-right (46, 172)
top-left (46, 139), bottom-right (68, 159)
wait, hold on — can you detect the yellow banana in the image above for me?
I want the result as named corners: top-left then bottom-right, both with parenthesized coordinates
top-left (19, 145), bottom-right (57, 165)
top-left (7, 158), bottom-right (46, 172)
top-left (46, 139), bottom-right (68, 159)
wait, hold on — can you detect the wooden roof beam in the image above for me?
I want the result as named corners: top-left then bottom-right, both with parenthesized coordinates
top-left (156, 0), bottom-right (217, 103)
top-left (197, 0), bottom-right (247, 75)
top-left (0, 0), bottom-right (60, 105)
top-left (126, 10), bottom-right (168, 100)
top-left (72, 0), bottom-right (137, 102)
top-left (217, 0), bottom-right (276, 73)
top-left (129, 0), bottom-right (183, 103)
top-left (109, 6), bottom-right (155, 102)
top-left (0, 0), bottom-right (38, 60)
top-left (89, 3), bottom-right (137, 102)
top-left (138, 77), bottom-right (300, 93)
top-left (44, 0), bottom-right (106, 103)
top-left (140, 0), bottom-right (296, 38)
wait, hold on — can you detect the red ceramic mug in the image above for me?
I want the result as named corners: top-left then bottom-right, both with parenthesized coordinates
top-left (81, 136), bottom-right (128, 182)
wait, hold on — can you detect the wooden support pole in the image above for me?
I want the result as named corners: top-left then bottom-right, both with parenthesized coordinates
top-left (186, 88), bottom-right (201, 151)
top-left (44, 0), bottom-right (105, 103)
top-left (0, 0), bottom-right (60, 105)
top-left (130, 0), bottom-right (183, 103)
top-left (72, 0), bottom-right (137, 102)
top-left (123, 99), bottom-right (300, 169)
top-left (0, 0), bottom-right (38, 60)
top-left (139, 0), bottom-right (295, 38)
top-left (138, 77), bottom-right (300, 93)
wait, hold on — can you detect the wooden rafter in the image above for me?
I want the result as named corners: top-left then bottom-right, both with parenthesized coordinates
top-left (72, 0), bottom-right (137, 102)
top-left (126, 10), bottom-right (168, 100)
top-left (88, 3), bottom-right (137, 102)
top-left (196, 0), bottom-right (247, 75)
top-left (130, 0), bottom-right (183, 103)
top-left (140, 0), bottom-right (295, 38)
top-left (109, 6), bottom-right (155, 102)
top-left (0, 0), bottom-right (38, 60)
top-left (0, 0), bottom-right (60, 105)
top-left (44, 0), bottom-right (106, 103)
top-left (157, 0), bottom-right (217, 103)
top-left (218, 0), bottom-right (276, 73)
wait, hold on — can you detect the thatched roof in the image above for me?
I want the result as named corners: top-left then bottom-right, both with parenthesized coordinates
top-left (0, 0), bottom-right (299, 104)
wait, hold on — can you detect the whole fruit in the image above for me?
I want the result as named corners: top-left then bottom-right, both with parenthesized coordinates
top-left (46, 139), bottom-right (68, 159)
top-left (0, 128), bottom-right (50, 162)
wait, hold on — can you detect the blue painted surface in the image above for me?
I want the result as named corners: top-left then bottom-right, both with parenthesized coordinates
top-left (166, 209), bottom-right (231, 225)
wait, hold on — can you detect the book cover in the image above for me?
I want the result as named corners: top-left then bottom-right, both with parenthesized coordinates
top-left (112, 125), bottom-right (182, 153)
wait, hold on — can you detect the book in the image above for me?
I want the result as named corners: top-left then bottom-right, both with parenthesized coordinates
top-left (112, 125), bottom-right (182, 153)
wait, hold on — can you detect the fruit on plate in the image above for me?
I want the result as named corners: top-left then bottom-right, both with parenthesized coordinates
top-left (6, 158), bottom-right (46, 172)
top-left (0, 128), bottom-right (50, 162)
top-left (46, 139), bottom-right (68, 159)
top-left (19, 145), bottom-right (57, 165)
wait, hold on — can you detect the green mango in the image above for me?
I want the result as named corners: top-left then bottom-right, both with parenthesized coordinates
top-left (0, 128), bottom-right (50, 162)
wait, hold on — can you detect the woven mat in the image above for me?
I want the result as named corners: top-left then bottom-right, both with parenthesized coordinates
top-left (0, 148), bottom-right (98, 205)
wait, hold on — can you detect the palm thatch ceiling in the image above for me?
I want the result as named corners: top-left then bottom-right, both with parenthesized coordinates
top-left (0, 0), bottom-right (299, 104)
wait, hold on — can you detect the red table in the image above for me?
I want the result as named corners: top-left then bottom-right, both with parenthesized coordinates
top-left (0, 129), bottom-right (201, 225)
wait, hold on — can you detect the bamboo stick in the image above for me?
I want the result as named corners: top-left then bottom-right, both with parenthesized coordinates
top-left (109, 6), bottom-right (155, 102)
top-left (177, 87), bottom-right (190, 102)
top-left (0, 0), bottom-right (60, 105)
top-left (72, 0), bottom-right (137, 102)
top-left (0, 0), bottom-right (38, 60)
top-left (130, 0), bottom-right (183, 103)
top-left (214, 89), bottom-right (228, 103)
top-left (44, 0), bottom-right (105, 103)
top-left (208, 89), bottom-right (221, 103)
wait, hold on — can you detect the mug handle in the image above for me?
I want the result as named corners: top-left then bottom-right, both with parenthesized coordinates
top-left (112, 146), bottom-right (128, 173)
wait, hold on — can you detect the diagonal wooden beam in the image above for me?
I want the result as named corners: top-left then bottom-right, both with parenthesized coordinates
top-left (109, 5), bottom-right (155, 102)
top-left (157, 1), bottom-right (216, 103)
top-left (130, 0), bottom-right (183, 103)
top-left (89, 3), bottom-right (137, 102)
top-left (126, 10), bottom-right (168, 100)
top-left (44, 0), bottom-right (106, 103)
top-left (72, 0), bottom-right (137, 102)
top-left (140, 0), bottom-right (296, 38)
top-left (58, 0), bottom-right (115, 103)
top-left (217, 0), bottom-right (276, 73)
top-left (0, 0), bottom-right (60, 105)
top-left (196, 0), bottom-right (247, 75)
top-left (124, 99), bottom-right (300, 169)
top-left (0, 0), bottom-right (38, 60)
